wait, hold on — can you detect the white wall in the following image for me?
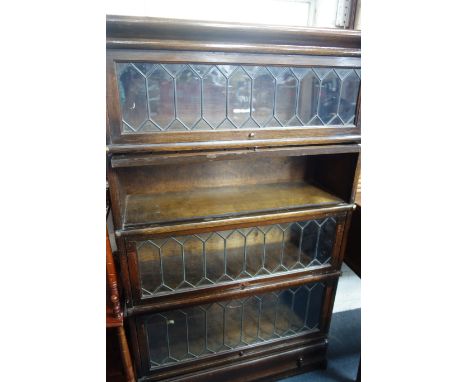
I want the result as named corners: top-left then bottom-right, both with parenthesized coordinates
top-left (106, 0), bottom-right (354, 28)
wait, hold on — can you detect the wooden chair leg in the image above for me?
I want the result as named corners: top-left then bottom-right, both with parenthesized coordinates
top-left (117, 326), bottom-right (136, 382)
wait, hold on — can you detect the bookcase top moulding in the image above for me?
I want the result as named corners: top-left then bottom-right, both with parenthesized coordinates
top-left (106, 15), bottom-right (361, 57)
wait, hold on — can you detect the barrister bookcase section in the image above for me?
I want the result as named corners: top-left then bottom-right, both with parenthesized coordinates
top-left (139, 281), bottom-right (325, 370)
top-left (113, 152), bottom-right (358, 230)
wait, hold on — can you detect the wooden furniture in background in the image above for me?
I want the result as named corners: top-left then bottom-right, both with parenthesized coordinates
top-left (107, 226), bottom-right (136, 382)
top-left (107, 15), bottom-right (361, 381)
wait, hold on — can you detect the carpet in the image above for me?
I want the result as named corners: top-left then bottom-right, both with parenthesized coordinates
top-left (279, 308), bottom-right (361, 382)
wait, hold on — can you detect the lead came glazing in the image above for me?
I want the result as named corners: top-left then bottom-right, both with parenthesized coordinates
top-left (116, 63), bottom-right (360, 132)
top-left (143, 282), bottom-right (325, 369)
top-left (137, 217), bottom-right (337, 297)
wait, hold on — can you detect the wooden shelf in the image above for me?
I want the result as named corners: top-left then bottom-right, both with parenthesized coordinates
top-left (124, 182), bottom-right (344, 228)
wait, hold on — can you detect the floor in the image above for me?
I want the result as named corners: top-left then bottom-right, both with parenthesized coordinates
top-left (280, 263), bottom-right (361, 382)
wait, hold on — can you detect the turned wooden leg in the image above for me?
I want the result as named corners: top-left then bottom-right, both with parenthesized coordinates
top-left (117, 326), bottom-right (136, 382)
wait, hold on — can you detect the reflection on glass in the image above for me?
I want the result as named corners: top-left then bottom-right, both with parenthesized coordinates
top-left (176, 66), bottom-right (201, 128)
top-left (228, 68), bottom-right (252, 127)
top-left (148, 65), bottom-right (175, 129)
top-left (274, 69), bottom-right (298, 125)
top-left (117, 64), bottom-right (148, 130)
top-left (251, 67), bottom-right (275, 126)
top-left (116, 63), bottom-right (360, 132)
top-left (203, 67), bottom-right (226, 127)
top-left (338, 71), bottom-right (360, 124)
top-left (297, 70), bottom-right (320, 124)
top-left (136, 217), bottom-right (337, 297)
top-left (318, 70), bottom-right (340, 124)
top-left (144, 282), bottom-right (325, 368)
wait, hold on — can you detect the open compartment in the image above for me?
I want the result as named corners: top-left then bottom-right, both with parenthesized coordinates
top-left (111, 146), bottom-right (360, 231)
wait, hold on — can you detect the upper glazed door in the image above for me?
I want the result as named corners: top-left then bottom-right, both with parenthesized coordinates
top-left (106, 17), bottom-right (361, 152)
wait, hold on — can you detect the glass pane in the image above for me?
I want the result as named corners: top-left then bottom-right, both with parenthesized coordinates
top-left (187, 306), bottom-right (206, 356)
top-left (147, 65), bottom-right (175, 130)
top-left (225, 230), bottom-right (245, 279)
top-left (117, 63), bottom-right (148, 131)
top-left (251, 67), bottom-right (275, 126)
top-left (297, 69), bottom-right (320, 124)
top-left (264, 225), bottom-right (283, 272)
top-left (274, 68), bottom-right (298, 125)
top-left (143, 281), bottom-right (325, 369)
top-left (161, 239), bottom-right (184, 290)
top-left (318, 70), bottom-right (341, 124)
top-left (338, 70), bottom-right (360, 124)
top-left (183, 236), bottom-right (204, 287)
top-left (245, 228), bottom-right (264, 276)
top-left (136, 217), bottom-right (338, 298)
top-left (116, 63), bottom-right (360, 132)
top-left (166, 310), bottom-right (189, 360)
top-left (242, 296), bottom-right (261, 344)
top-left (203, 66), bottom-right (226, 127)
top-left (146, 314), bottom-right (169, 366)
top-left (228, 68), bottom-right (252, 127)
top-left (224, 301), bottom-right (242, 348)
top-left (175, 66), bottom-right (201, 128)
top-left (206, 303), bottom-right (225, 351)
top-left (137, 241), bottom-right (162, 295)
top-left (205, 233), bottom-right (225, 282)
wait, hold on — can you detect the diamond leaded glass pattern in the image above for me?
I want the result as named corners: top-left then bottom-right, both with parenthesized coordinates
top-left (117, 63), bottom-right (360, 132)
top-left (143, 282), bottom-right (325, 369)
top-left (136, 217), bottom-right (337, 297)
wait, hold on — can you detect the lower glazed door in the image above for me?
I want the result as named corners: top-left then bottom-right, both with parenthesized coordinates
top-left (133, 277), bottom-right (337, 380)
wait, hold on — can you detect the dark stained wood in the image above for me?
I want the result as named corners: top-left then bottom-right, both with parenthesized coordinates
top-left (337, 210), bottom-right (355, 271)
top-left (142, 341), bottom-right (327, 382)
top-left (125, 182), bottom-right (344, 228)
top-left (331, 219), bottom-right (347, 269)
top-left (119, 155), bottom-right (313, 196)
top-left (344, 205), bottom-right (361, 277)
top-left (111, 144), bottom-right (361, 168)
top-left (117, 326), bottom-right (136, 382)
top-left (107, 15), bottom-right (360, 54)
top-left (107, 229), bottom-right (123, 325)
top-left (107, 15), bottom-right (361, 381)
top-left (107, 132), bottom-right (361, 153)
top-left (107, 155), bottom-right (124, 230)
top-left (106, 48), bottom-right (360, 149)
top-left (108, 137), bottom-right (361, 154)
top-left (108, 38), bottom-right (361, 56)
top-left (127, 269), bottom-right (341, 315)
top-left (117, 204), bottom-right (353, 239)
top-left (114, 152), bottom-right (358, 234)
top-left (320, 278), bottom-right (339, 334)
top-left (107, 226), bottom-right (136, 382)
top-left (107, 330), bottom-right (126, 382)
top-left (311, 152), bottom-right (360, 203)
top-left (133, 322), bottom-right (328, 380)
top-left (350, 152), bottom-right (362, 204)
